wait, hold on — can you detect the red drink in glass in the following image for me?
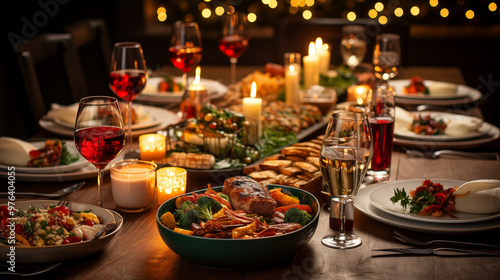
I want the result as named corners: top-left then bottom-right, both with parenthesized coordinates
top-left (369, 117), bottom-right (394, 171)
top-left (75, 126), bottom-right (125, 169)
top-left (219, 35), bottom-right (249, 59)
top-left (169, 46), bottom-right (202, 73)
top-left (109, 70), bottom-right (147, 103)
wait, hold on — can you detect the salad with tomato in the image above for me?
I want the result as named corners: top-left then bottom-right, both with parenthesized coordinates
top-left (0, 204), bottom-right (104, 246)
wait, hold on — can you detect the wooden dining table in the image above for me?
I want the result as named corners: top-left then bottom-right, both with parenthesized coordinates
top-left (2, 66), bottom-right (500, 279)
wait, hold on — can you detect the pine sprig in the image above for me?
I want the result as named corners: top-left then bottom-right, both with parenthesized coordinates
top-left (390, 188), bottom-right (411, 210)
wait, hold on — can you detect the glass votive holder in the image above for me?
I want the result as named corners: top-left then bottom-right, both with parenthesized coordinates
top-left (157, 167), bottom-right (187, 205)
top-left (347, 84), bottom-right (371, 105)
top-left (139, 134), bottom-right (166, 162)
top-left (110, 160), bottom-right (157, 213)
top-left (300, 85), bottom-right (337, 115)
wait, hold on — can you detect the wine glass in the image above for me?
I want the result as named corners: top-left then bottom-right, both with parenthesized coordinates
top-left (340, 25), bottom-right (367, 71)
top-left (169, 21), bottom-right (202, 119)
top-left (74, 96), bottom-right (125, 207)
top-left (109, 42), bottom-right (147, 152)
top-left (373, 33), bottom-right (401, 83)
top-left (320, 112), bottom-right (372, 249)
top-left (219, 12), bottom-right (249, 84)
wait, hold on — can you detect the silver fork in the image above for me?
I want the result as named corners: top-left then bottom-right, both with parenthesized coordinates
top-left (393, 230), bottom-right (500, 249)
top-left (0, 262), bottom-right (61, 276)
top-left (405, 149), bottom-right (498, 161)
top-left (373, 247), bottom-right (500, 256)
top-left (57, 197), bottom-right (70, 207)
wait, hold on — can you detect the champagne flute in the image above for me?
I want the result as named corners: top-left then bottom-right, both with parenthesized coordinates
top-left (320, 112), bottom-right (372, 249)
top-left (219, 12), bottom-right (249, 84)
top-left (340, 25), bottom-right (367, 71)
top-left (373, 33), bottom-right (401, 83)
top-left (74, 96), bottom-right (125, 207)
top-left (109, 42), bottom-right (147, 152)
top-left (169, 21), bottom-right (202, 119)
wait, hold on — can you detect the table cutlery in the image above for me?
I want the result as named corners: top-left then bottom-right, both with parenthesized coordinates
top-left (393, 230), bottom-right (500, 249)
top-left (0, 262), bottom-right (61, 276)
top-left (91, 220), bottom-right (122, 241)
top-left (372, 247), bottom-right (500, 256)
top-left (0, 182), bottom-right (85, 198)
top-left (405, 149), bottom-right (498, 161)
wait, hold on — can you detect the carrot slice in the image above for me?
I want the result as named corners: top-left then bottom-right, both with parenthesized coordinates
top-left (275, 204), bottom-right (312, 214)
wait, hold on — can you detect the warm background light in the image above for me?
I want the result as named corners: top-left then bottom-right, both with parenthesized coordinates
top-left (429, 0), bottom-right (439, 8)
top-left (465, 10), bottom-right (475, 19)
top-left (215, 6), bottom-right (224, 16)
top-left (440, 8), bottom-right (449, 17)
top-left (368, 9), bottom-right (377, 18)
top-left (248, 12), bottom-right (257, 22)
top-left (303, 10), bottom-right (312, 19)
top-left (201, 8), bottom-right (211, 18)
top-left (394, 7), bottom-right (404, 17)
top-left (410, 6), bottom-right (420, 16)
top-left (489, 2), bottom-right (498, 11)
top-left (374, 2), bottom-right (384, 12)
top-left (378, 15), bottom-right (388, 25)
top-left (347, 11), bottom-right (357, 21)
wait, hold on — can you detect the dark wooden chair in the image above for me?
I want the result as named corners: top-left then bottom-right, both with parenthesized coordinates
top-left (64, 19), bottom-right (113, 96)
top-left (15, 33), bottom-right (88, 130)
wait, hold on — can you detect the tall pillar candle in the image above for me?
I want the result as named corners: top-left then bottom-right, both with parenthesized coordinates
top-left (285, 64), bottom-right (300, 106)
top-left (242, 81), bottom-right (262, 145)
top-left (315, 37), bottom-right (331, 75)
top-left (303, 42), bottom-right (319, 90)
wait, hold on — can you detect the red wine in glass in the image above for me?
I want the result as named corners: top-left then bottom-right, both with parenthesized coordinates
top-left (169, 46), bottom-right (202, 73)
top-left (109, 70), bottom-right (147, 103)
top-left (369, 117), bottom-right (394, 171)
top-left (219, 35), bottom-right (248, 59)
top-left (75, 126), bottom-right (125, 170)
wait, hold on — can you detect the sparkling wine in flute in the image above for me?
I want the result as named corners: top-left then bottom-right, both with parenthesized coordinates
top-left (219, 35), bottom-right (249, 59)
top-left (109, 70), bottom-right (147, 103)
top-left (369, 117), bottom-right (394, 171)
top-left (320, 147), bottom-right (370, 197)
top-left (75, 126), bottom-right (125, 170)
top-left (169, 46), bottom-right (202, 73)
top-left (340, 38), bottom-right (367, 68)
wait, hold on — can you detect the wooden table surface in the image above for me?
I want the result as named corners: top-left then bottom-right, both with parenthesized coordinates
top-left (2, 66), bottom-right (500, 280)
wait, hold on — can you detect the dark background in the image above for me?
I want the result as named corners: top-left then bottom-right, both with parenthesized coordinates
top-left (1, 0), bottom-right (499, 140)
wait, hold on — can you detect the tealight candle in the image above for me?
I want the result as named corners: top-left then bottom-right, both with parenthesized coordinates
top-left (303, 42), bottom-right (319, 90)
top-left (242, 81), bottom-right (262, 145)
top-left (315, 37), bottom-right (331, 75)
top-left (139, 134), bottom-right (166, 161)
top-left (157, 167), bottom-right (187, 205)
top-left (110, 160), bottom-right (157, 213)
top-left (180, 66), bottom-right (208, 120)
top-left (347, 85), bottom-right (371, 105)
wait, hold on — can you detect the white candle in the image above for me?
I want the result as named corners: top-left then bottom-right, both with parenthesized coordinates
top-left (242, 81), bottom-right (262, 144)
top-left (285, 64), bottom-right (300, 106)
top-left (303, 42), bottom-right (319, 90)
top-left (110, 161), bottom-right (156, 212)
top-left (315, 37), bottom-right (331, 75)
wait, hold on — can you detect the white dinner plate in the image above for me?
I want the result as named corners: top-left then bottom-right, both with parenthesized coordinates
top-left (354, 180), bottom-right (500, 234)
top-left (40, 106), bottom-right (179, 138)
top-left (136, 76), bottom-right (228, 104)
top-left (394, 112), bottom-right (487, 141)
top-left (0, 141), bottom-right (89, 174)
top-left (389, 79), bottom-right (482, 105)
top-left (369, 179), bottom-right (500, 224)
top-left (0, 200), bottom-right (122, 264)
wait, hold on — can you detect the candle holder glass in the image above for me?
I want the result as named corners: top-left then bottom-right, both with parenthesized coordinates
top-left (139, 134), bottom-right (167, 162)
top-left (157, 167), bottom-right (187, 205)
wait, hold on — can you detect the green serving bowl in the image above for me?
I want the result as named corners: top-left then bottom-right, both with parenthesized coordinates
top-left (156, 184), bottom-right (320, 269)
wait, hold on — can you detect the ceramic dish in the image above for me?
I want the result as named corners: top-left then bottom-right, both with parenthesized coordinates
top-left (369, 179), bottom-right (500, 224)
top-left (354, 181), bottom-right (500, 234)
top-left (0, 141), bottom-right (89, 174)
top-left (156, 185), bottom-right (320, 269)
top-left (0, 200), bottom-right (123, 264)
top-left (137, 76), bottom-right (228, 104)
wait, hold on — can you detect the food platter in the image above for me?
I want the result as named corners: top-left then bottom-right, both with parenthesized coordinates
top-left (369, 179), bottom-right (500, 224)
top-left (354, 180), bottom-right (500, 234)
top-left (0, 200), bottom-right (123, 264)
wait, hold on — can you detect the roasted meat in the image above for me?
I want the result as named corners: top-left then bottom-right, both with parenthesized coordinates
top-left (223, 176), bottom-right (277, 216)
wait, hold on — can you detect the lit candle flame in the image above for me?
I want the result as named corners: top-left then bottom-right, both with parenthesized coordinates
top-left (251, 81), bottom-right (257, 98)
top-left (315, 37), bottom-right (323, 49)
top-left (323, 43), bottom-right (329, 50)
top-left (194, 66), bottom-right (201, 85)
top-left (308, 42), bottom-right (316, 56)
top-left (289, 65), bottom-right (295, 72)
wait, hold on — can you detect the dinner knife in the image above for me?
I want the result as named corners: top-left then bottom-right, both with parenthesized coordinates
top-left (0, 182), bottom-right (85, 198)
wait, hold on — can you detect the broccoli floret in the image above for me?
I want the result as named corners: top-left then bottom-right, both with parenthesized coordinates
top-left (194, 196), bottom-right (223, 221)
top-left (177, 209), bottom-right (200, 230)
top-left (283, 208), bottom-right (312, 226)
top-left (180, 200), bottom-right (196, 211)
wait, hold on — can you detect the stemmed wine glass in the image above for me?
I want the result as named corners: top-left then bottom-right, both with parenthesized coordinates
top-left (169, 21), bottom-right (202, 119)
top-left (320, 112), bottom-right (372, 249)
top-left (373, 33), bottom-right (401, 83)
top-left (340, 25), bottom-right (367, 71)
top-left (219, 12), bottom-right (249, 84)
top-left (109, 42), bottom-right (147, 152)
top-left (74, 96), bottom-right (125, 207)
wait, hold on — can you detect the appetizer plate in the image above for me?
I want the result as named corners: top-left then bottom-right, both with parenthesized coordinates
top-left (0, 141), bottom-right (89, 174)
top-left (137, 76), bottom-right (228, 104)
top-left (156, 185), bottom-right (320, 269)
top-left (369, 179), bottom-right (500, 224)
top-left (354, 181), bottom-right (500, 234)
top-left (394, 112), bottom-right (487, 141)
top-left (0, 200), bottom-right (123, 264)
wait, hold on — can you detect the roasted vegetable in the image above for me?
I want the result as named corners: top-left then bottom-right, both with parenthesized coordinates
top-left (194, 196), bottom-right (223, 221)
top-left (270, 188), bottom-right (300, 206)
top-left (283, 207), bottom-right (312, 226)
top-left (165, 152), bottom-right (215, 170)
top-left (176, 209), bottom-right (200, 230)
